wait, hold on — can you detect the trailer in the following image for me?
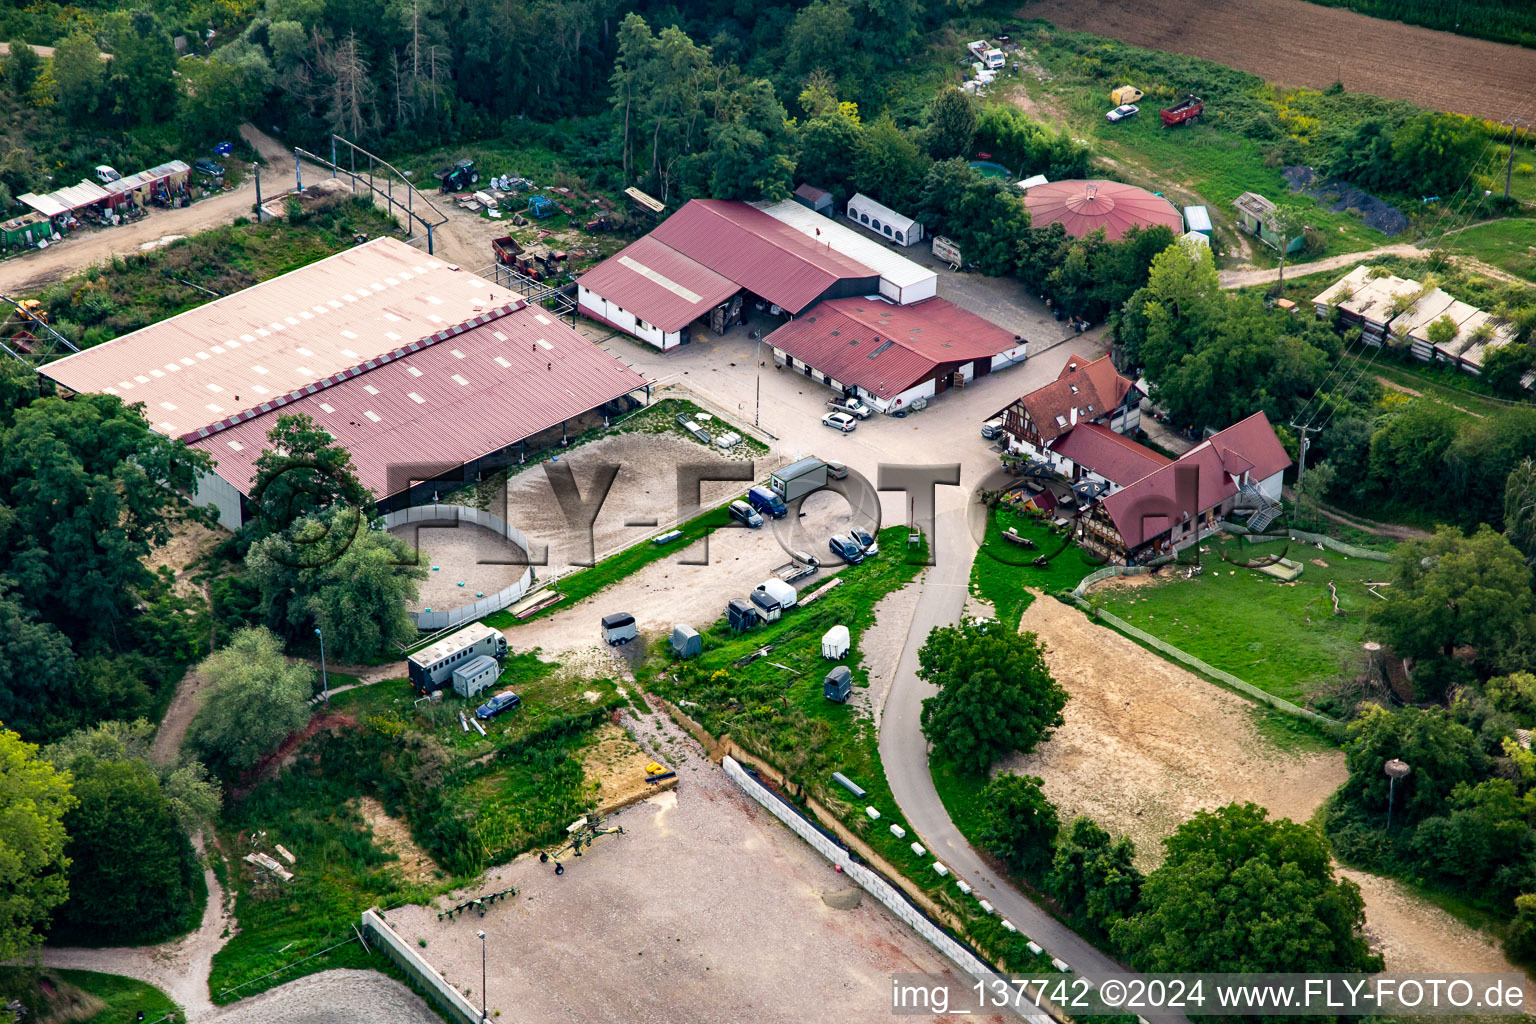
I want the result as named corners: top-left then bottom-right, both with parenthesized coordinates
top-left (773, 554), bottom-right (820, 584)
top-left (491, 235), bottom-right (523, 266)
top-left (1160, 95), bottom-right (1203, 128)
top-left (409, 623), bottom-right (508, 693)
top-left (932, 235), bottom-right (962, 271)
top-left (771, 457), bottom-right (828, 502)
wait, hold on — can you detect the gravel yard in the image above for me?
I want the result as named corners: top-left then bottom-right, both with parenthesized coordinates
top-left (384, 706), bottom-right (998, 1023)
top-left (392, 521), bottom-right (530, 614)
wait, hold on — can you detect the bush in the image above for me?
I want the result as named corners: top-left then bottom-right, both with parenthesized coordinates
top-left (977, 774), bottom-right (1059, 878)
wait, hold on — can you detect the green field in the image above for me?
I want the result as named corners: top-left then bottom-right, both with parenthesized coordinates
top-left (0, 968), bottom-right (181, 1024)
top-left (1096, 537), bottom-right (1383, 705)
top-left (969, 503), bottom-right (1103, 629)
top-left (1440, 219), bottom-right (1536, 283)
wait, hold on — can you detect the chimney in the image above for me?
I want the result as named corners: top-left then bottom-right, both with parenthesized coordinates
top-left (1068, 362), bottom-right (1078, 372)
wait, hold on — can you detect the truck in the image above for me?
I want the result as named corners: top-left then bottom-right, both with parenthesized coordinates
top-left (932, 235), bottom-right (962, 270)
top-left (771, 457), bottom-right (828, 502)
top-left (773, 554), bottom-right (820, 584)
top-left (826, 395), bottom-right (872, 419)
top-left (966, 39), bottom-right (990, 60)
top-left (981, 47), bottom-right (1005, 70)
top-left (1160, 95), bottom-right (1204, 128)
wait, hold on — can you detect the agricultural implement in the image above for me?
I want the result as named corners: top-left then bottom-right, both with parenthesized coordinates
top-left (539, 814), bottom-right (624, 874)
top-left (526, 194), bottom-right (560, 219)
top-left (1160, 95), bottom-right (1203, 127)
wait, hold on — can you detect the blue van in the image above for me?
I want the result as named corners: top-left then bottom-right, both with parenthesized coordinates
top-left (747, 485), bottom-right (787, 519)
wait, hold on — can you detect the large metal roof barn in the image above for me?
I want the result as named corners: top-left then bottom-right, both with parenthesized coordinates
top-left (764, 296), bottom-right (1024, 411)
top-left (753, 199), bottom-right (937, 305)
top-left (576, 199), bottom-right (880, 350)
top-left (42, 237), bottom-right (650, 527)
top-left (1022, 179), bottom-right (1183, 241)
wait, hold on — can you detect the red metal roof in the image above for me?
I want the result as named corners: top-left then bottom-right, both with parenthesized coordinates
top-left (1099, 411), bottom-right (1289, 548)
top-left (575, 234), bottom-right (740, 333)
top-left (188, 303), bottom-right (650, 501)
top-left (1052, 422), bottom-right (1169, 487)
top-left (1024, 179), bottom-right (1183, 241)
top-left (763, 296), bottom-right (1020, 400)
top-left (42, 238), bottom-right (518, 437)
top-left (649, 200), bottom-right (877, 313)
top-left (1017, 353), bottom-right (1135, 444)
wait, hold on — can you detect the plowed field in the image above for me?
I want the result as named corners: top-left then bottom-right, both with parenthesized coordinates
top-left (1022, 0), bottom-right (1536, 121)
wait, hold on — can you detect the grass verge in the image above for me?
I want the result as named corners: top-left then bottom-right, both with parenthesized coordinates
top-left (969, 504), bottom-right (1102, 629)
top-left (0, 968), bottom-right (181, 1024)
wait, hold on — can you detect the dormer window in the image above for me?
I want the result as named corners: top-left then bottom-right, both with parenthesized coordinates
top-left (1055, 415), bottom-right (1068, 428)
top-left (1069, 384), bottom-right (1079, 394)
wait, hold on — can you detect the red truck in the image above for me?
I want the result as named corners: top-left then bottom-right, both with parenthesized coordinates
top-left (1160, 94), bottom-right (1203, 127)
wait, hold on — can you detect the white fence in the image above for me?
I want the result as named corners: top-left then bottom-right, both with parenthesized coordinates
top-left (722, 756), bottom-right (1052, 1024)
top-left (382, 504), bottom-right (537, 631)
top-left (360, 908), bottom-right (483, 1024)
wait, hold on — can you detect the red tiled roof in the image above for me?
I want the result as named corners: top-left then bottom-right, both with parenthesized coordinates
top-left (763, 296), bottom-right (1020, 400)
top-left (1024, 180), bottom-right (1184, 241)
top-left (1099, 411), bottom-right (1289, 549)
top-left (1018, 354), bottom-right (1134, 444)
top-left (188, 304), bottom-right (649, 501)
top-left (1052, 422), bottom-right (1169, 487)
top-left (41, 238), bottom-right (517, 437)
top-left (575, 234), bottom-right (740, 333)
top-left (648, 200), bottom-right (877, 313)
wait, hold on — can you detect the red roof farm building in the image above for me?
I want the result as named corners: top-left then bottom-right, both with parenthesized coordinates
top-left (1022, 180), bottom-right (1183, 241)
top-left (577, 199), bottom-right (880, 350)
top-left (764, 296), bottom-right (1026, 413)
top-left (42, 238), bottom-right (649, 528)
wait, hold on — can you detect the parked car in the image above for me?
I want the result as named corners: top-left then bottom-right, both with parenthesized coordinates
top-left (981, 417), bottom-right (1005, 440)
top-left (94, 165), bottom-right (121, 184)
top-left (728, 499), bottom-right (763, 528)
top-left (828, 533), bottom-right (865, 564)
top-left (475, 690), bottom-right (521, 720)
top-left (1105, 104), bottom-right (1139, 123)
top-left (849, 527), bottom-right (879, 556)
top-left (821, 411), bottom-right (858, 433)
top-left (194, 158), bottom-right (225, 177)
top-left (826, 395), bottom-right (873, 419)
top-left (823, 459), bottom-right (848, 480)
top-left (747, 485), bottom-right (787, 519)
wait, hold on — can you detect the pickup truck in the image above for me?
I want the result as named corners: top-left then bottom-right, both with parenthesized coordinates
top-left (773, 554), bottom-right (820, 584)
top-left (826, 395), bottom-right (872, 419)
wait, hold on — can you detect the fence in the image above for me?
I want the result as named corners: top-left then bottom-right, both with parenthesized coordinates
top-left (1070, 565), bottom-right (1148, 599)
top-left (722, 756), bottom-right (1054, 1024)
top-left (1225, 523), bottom-right (1394, 562)
top-left (360, 908), bottom-right (482, 1024)
top-left (380, 504), bottom-right (536, 631)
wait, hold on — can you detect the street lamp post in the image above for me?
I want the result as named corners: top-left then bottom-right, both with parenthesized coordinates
top-left (1384, 758), bottom-right (1410, 830)
top-left (477, 929), bottom-right (488, 1023)
top-left (314, 627), bottom-right (328, 704)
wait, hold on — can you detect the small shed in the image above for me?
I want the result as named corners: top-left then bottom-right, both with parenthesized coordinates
top-left (1, 212), bottom-right (55, 248)
top-left (1181, 230), bottom-right (1211, 250)
top-left (821, 625), bottom-right (850, 660)
top-left (1233, 191), bottom-right (1303, 253)
top-left (824, 666), bottom-right (853, 702)
top-left (846, 193), bottom-right (924, 246)
top-left (727, 598), bottom-right (758, 632)
top-left (1183, 205), bottom-right (1213, 237)
top-left (670, 624), bottom-right (702, 659)
top-left (792, 184), bottom-right (834, 217)
top-left (452, 655), bottom-right (501, 698)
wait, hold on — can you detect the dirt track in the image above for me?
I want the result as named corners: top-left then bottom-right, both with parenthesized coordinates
top-left (1022, 0), bottom-right (1536, 121)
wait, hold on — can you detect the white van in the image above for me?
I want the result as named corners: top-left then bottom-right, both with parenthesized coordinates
top-left (754, 578), bottom-right (798, 612)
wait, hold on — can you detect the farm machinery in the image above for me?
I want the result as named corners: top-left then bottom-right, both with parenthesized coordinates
top-left (435, 158), bottom-right (479, 193)
top-left (525, 194), bottom-right (560, 219)
top-left (491, 236), bottom-right (569, 280)
top-left (1160, 94), bottom-right (1203, 127)
top-left (538, 814), bottom-right (624, 874)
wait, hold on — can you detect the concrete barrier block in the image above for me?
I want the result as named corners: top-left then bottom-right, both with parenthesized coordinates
top-left (1000, 919), bottom-right (1016, 932)
top-left (932, 862), bottom-right (949, 877)
top-left (866, 806), bottom-right (880, 820)
top-left (955, 880), bottom-right (972, 895)
top-left (910, 842), bottom-right (926, 857)
top-left (1051, 957), bottom-right (1069, 972)
top-left (889, 824), bottom-right (906, 839)
top-left (1027, 941), bottom-right (1042, 956)
top-left (978, 899), bottom-right (995, 915)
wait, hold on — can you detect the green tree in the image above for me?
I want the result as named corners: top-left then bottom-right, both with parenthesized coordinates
top-left (54, 758), bottom-right (201, 944)
top-left (187, 627), bottom-right (313, 774)
top-left (978, 774), bottom-right (1059, 876)
top-left (919, 620), bottom-right (1066, 775)
top-left (1487, 671), bottom-right (1536, 723)
top-left (1337, 703), bottom-right (1485, 827)
top-left (51, 32), bottom-right (105, 119)
top-left (104, 9), bottom-right (177, 125)
top-left (1294, 460), bottom-right (1336, 531)
top-left (949, 177), bottom-right (1032, 276)
top-left (923, 85), bottom-right (978, 159)
top-left (0, 589), bottom-right (77, 742)
top-left (245, 504), bottom-right (425, 660)
top-left (796, 103), bottom-right (863, 197)
top-left (1048, 817), bottom-right (1143, 936)
top-left (1411, 779), bottom-right (1533, 897)
top-left (0, 394), bottom-right (212, 640)
top-left (45, 720), bottom-right (221, 833)
top-left (1370, 525), bottom-right (1533, 663)
top-left (1113, 803), bottom-right (1381, 973)
top-left (1391, 112), bottom-right (1485, 197)
top-left (1123, 237), bottom-right (1225, 381)
top-left (707, 76), bottom-right (795, 201)
top-left (3, 40), bottom-right (41, 96)
top-left (0, 729), bottom-right (75, 961)
top-left (1507, 458), bottom-right (1536, 565)
top-left (850, 115), bottom-right (929, 212)
top-left (250, 413), bottom-right (372, 535)
top-left (783, 0), bottom-right (853, 78)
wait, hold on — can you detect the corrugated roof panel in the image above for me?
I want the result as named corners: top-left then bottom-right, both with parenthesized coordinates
top-left (576, 234), bottom-right (739, 332)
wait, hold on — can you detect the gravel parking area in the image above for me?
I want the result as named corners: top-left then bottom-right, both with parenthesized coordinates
top-left (384, 706), bottom-right (997, 1023)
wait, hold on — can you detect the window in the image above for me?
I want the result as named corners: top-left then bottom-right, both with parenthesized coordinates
top-left (860, 213), bottom-right (870, 225)
top-left (872, 219), bottom-right (882, 232)
top-left (895, 232), bottom-right (905, 244)
top-left (882, 225), bottom-right (893, 237)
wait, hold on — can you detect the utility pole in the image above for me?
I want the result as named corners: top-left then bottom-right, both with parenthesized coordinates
top-left (754, 331), bottom-right (763, 427)
top-left (477, 930), bottom-right (488, 1023)
top-left (1289, 421), bottom-right (1313, 495)
top-left (252, 163), bottom-right (263, 222)
top-left (1504, 117), bottom-right (1529, 201)
top-left (314, 627), bottom-right (329, 704)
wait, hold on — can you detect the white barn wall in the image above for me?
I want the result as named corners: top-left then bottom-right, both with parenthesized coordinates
top-left (193, 467), bottom-right (245, 530)
top-left (577, 284), bottom-right (681, 350)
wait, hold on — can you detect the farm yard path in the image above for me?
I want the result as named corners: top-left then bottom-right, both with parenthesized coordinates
top-left (1005, 592), bottom-right (1534, 999)
top-left (1021, 0), bottom-right (1536, 122)
top-left (1217, 244), bottom-right (1424, 289)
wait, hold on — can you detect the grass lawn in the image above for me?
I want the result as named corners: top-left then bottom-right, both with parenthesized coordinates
top-left (0, 968), bottom-right (180, 1024)
top-left (1094, 536), bottom-right (1381, 706)
top-left (1441, 218), bottom-right (1536, 283)
top-left (969, 504), bottom-right (1102, 629)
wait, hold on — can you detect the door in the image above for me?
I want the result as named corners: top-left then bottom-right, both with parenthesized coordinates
top-left (973, 357), bottom-right (992, 378)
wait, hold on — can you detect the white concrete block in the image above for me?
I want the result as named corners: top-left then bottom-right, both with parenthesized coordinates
top-left (889, 823), bottom-right (906, 838)
top-left (865, 806), bottom-right (880, 819)
top-left (932, 862), bottom-right (949, 877)
top-left (1027, 941), bottom-right (1043, 955)
top-left (910, 842), bottom-right (926, 857)
top-left (1001, 919), bottom-right (1017, 932)
top-left (955, 880), bottom-right (972, 895)
top-left (978, 899), bottom-right (995, 915)
top-left (1051, 957), bottom-right (1069, 972)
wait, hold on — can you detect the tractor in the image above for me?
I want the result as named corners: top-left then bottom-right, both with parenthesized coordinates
top-left (435, 158), bottom-right (478, 193)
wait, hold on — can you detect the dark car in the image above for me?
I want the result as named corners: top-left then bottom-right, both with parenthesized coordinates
top-left (194, 159), bottom-right (225, 177)
top-left (728, 499), bottom-right (764, 528)
top-left (829, 533), bottom-right (865, 564)
top-left (475, 690), bottom-right (522, 720)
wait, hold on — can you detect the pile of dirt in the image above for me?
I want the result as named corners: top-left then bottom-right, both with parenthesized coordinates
top-left (1284, 166), bottom-right (1409, 236)
top-left (356, 795), bottom-right (443, 882)
top-left (582, 720), bottom-right (672, 813)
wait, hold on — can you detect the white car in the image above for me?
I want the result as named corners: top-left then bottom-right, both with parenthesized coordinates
top-left (1106, 104), bottom-right (1139, 123)
top-left (821, 411), bottom-right (857, 433)
top-left (94, 165), bottom-right (121, 184)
